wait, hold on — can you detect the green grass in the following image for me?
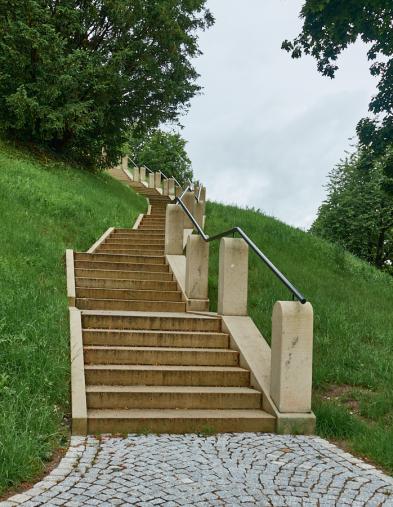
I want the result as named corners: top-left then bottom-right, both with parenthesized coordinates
top-left (0, 140), bottom-right (146, 494)
top-left (206, 201), bottom-right (393, 473)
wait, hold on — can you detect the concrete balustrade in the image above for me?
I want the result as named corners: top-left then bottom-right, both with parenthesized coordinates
top-left (218, 238), bottom-right (248, 316)
top-left (182, 191), bottom-right (196, 228)
top-left (121, 155), bottom-right (128, 171)
top-left (163, 179), bottom-right (169, 196)
top-left (133, 166), bottom-right (140, 182)
top-left (168, 178), bottom-right (175, 196)
top-left (185, 235), bottom-right (209, 300)
top-left (140, 166), bottom-right (146, 182)
top-left (154, 172), bottom-right (161, 189)
top-left (148, 172), bottom-right (155, 188)
top-left (270, 301), bottom-right (313, 414)
top-left (165, 204), bottom-right (184, 255)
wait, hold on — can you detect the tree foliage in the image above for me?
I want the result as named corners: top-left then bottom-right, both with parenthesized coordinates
top-left (282, 1), bottom-right (393, 156)
top-left (0, 0), bottom-right (213, 167)
top-left (311, 148), bottom-right (393, 271)
top-left (127, 129), bottom-right (193, 185)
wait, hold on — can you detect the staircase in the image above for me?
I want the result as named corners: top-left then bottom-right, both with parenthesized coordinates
top-left (69, 167), bottom-right (275, 434)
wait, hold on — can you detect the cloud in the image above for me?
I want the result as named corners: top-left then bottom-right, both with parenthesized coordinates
top-left (178, 0), bottom-right (377, 228)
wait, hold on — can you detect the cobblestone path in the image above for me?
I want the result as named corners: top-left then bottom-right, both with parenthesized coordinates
top-left (2, 433), bottom-right (393, 506)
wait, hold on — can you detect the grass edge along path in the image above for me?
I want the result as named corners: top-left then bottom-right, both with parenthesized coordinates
top-left (206, 201), bottom-right (393, 475)
top-left (0, 140), bottom-right (146, 494)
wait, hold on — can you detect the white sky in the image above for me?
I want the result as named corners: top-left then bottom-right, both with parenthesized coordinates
top-left (178, 0), bottom-right (378, 229)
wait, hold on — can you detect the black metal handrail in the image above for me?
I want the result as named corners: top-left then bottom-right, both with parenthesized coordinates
top-left (175, 190), bottom-right (307, 304)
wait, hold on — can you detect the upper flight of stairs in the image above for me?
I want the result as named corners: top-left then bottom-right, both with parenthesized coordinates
top-left (70, 166), bottom-right (275, 434)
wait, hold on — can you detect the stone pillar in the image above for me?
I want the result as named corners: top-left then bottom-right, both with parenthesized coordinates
top-left (121, 155), bottom-right (128, 171)
top-left (139, 166), bottom-right (146, 182)
top-left (148, 172), bottom-right (155, 188)
top-left (217, 238), bottom-right (248, 316)
top-left (182, 191), bottom-right (195, 228)
top-left (163, 179), bottom-right (169, 196)
top-left (199, 186), bottom-right (206, 202)
top-left (185, 235), bottom-right (209, 300)
top-left (194, 200), bottom-right (205, 228)
top-left (133, 166), bottom-right (140, 182)
top-left (154, 172), bottom-right (161, 189)
top-left (165, 204), bottom-right (184, 255)
top-left (168, 178), bottom-right (175, 196)
top-left (270, 301), bottom-right (313, 413)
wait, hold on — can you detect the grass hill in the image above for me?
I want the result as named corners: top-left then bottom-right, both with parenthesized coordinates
top-left (206, 201), bottom-right (393, 473)
top-left (0, 141), bottom-right (146, 494)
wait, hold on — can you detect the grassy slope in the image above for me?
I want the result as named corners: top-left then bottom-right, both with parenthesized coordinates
top-left (0, 141), bottom-right (146, 493)
top-left (206, 201), bottom-right (393, 473)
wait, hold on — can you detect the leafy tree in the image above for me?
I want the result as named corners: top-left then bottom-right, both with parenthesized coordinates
top-left (0, 0), bottom-right (213, 168)
top-left (127, 129), bottom-right (193, 185)
top-left (282, 1), bottom-right (393, 161)
top-left (311, 148), bottom-right (393, 271)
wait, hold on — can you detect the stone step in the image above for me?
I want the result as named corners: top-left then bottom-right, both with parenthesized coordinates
top-left (76, 277), bottom-right (177, 291)
top-left (112, 231), bottom-right (165, 237)
top-left (96, 248), bottom-right (164, 256)
top-left (75, 269), bottom-right (173, 281)
top-left (77, 298), bottom-right (186, 312)
top-left (103, 238), bottom-right (164, 246)
top-left (84, 346), bottom-right (239, 366)
top-left (86, 386), bottom-right (261, 410)
top-left (84, 364), bottom-right (249, 386)
top-left (76, 287), bottom-right (182, 302)
top-left (82, 312), bottom-right (222, 332)
top-left (74, 260), bottom-right (169, 272)
top-left (75, 252), bottom-right (165, 265)
top-left (87, 408), bottom-right (275, 434)
top-left (83, 329), bottom-right (229, 348)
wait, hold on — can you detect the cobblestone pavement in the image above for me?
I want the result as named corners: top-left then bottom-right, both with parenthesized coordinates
top-left (2, 433), bottom-right (393, 507)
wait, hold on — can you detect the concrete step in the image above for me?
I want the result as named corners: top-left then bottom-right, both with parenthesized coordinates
top-left (87, 408), bottom-right (275, 434)
top-left (86, 386), bottom-right (261, 410)
top-left (75, 277), bottom-right (177, 291)
top-left (74, 260), bottom-right (169, 272)
top-left (75, 269), bottom-right (173, 281)
top-left (75, 252), bottom-right (165, 265)
top-left (82, 328), bottom-right (229, 348)
top-left (84, 364), bottom-right (249, 386)
top-left (84, 346), bottom-right (239, 366)
top-left (102, 238), bottom-right (164, 246)
top-left (77, 298), bottom-right (186, 312)
top-left (76, 287), bottom-right (182, 302)
top-left (82, 312), bottom-right (222, 332)
top-left (96, 249), bottom-right (164, 256)
top-left (111, 232), bottom-right (165, 238)
top-left (98, 243), bottom-right (164, 251)
top-left (138, 225), bottom-right (165, 231)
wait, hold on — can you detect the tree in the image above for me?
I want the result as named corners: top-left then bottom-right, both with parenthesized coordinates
top-left (282, 1), bottom-right (393, 160)
top-left (0, 0), bottom-right (213, 168)
top-left (311, 148), bottom-right (393, 271)
top-left (127, 129), bottom-right (193, 185)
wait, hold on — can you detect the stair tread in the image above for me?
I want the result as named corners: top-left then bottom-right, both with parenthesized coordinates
top-left (81, 310), bottom-right (220, 319)
top-left (87, 408), bottom-right (274, 419)
top-left (84, 364), bottom-right (247, 372)
top-left (83, 328), bottom-right (227, 336)
top-left (84, 346), bottom-right (236, 353)
top-left (86, 385), bottom-right (259, 394)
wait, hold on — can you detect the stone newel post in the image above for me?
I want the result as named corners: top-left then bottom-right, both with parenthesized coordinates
top-left (133, 166), bottom-right (140, 182)
top-left (165, 204), bottom-right (184, 255)
top-left (270, 301), bottom-right (313, 413)
top-left (185, 235), bottom-right (209, 300)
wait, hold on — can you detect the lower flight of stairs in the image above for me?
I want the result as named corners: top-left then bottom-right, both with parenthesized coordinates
top-left (71, 167), bottom-right (276, 434)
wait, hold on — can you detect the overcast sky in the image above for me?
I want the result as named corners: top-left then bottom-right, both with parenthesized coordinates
top-left (178, 0), bottom-right (378, 229)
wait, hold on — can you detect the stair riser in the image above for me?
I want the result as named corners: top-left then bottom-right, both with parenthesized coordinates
top-left (85, 369), bottom-right (249, 386)
top-left (77, 299), bottom-right (186, 312)
top-left (102, 239), bottom-right (164, 246)
top-left (75, 254), bottom-right (165, 265)
top-left (75, 269), bottom-right (173, 281)
top-left (84, 349), bottom-right (238, 366)
top-left (111, 233), bottom-right (165, 239)
top-left (87, 417), bottom-right (274, 434)
top-left (98, 245), bottom-right (164, 252)
top-left (76, 288), bottom-right (182, 302)
top-left (82, 315), bottom-right (222, 332)
top-left (75, 278), bottom-right (177, 291)
top-left (86, 392), bottom-right (261, 410)
top-left (83, 331), bottom-right (228, 348)
top-left (75, 261), bottom-right (169, 272)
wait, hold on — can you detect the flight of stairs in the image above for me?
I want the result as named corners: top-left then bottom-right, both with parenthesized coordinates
top-left (72, 167), bottom-right (275, 433)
